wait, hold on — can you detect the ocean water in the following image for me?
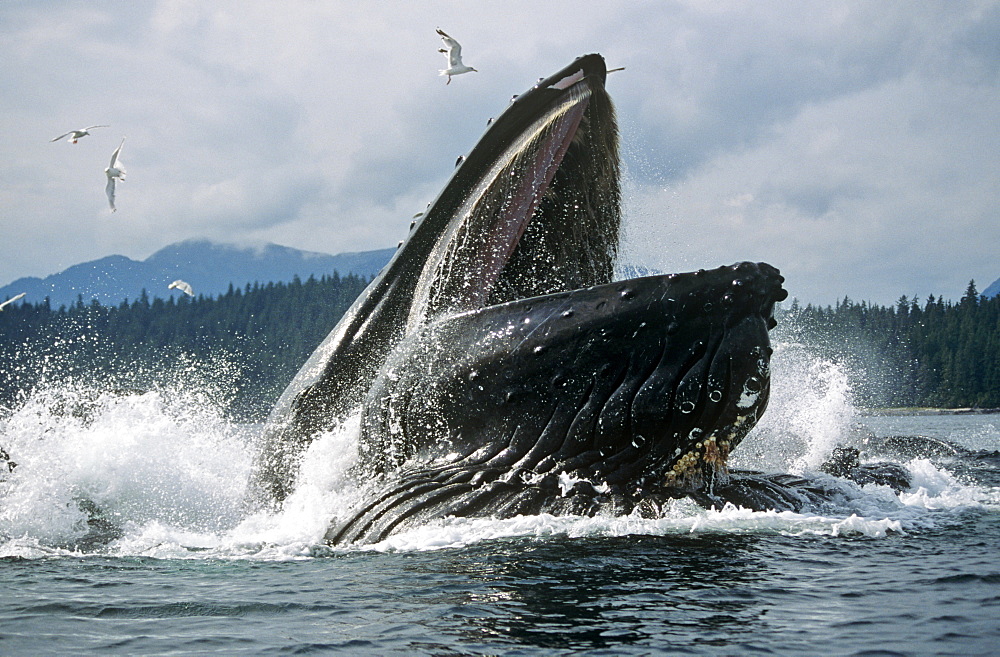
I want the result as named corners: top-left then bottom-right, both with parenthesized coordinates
top-left (1, 343), bottom-right (998, 656)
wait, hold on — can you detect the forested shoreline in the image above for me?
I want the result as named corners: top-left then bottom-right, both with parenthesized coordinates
top-left (0, 273), bottom-right (370, 420)
top-left (1, 275), bottom-right (998, 418)
top-left (777, 282), bottom-right (1000, 409)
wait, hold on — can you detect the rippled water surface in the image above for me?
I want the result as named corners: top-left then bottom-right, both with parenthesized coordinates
top-left (2, 347), bottom-right (998, 655)
top-left (3, 519), bottom-right (999, 656)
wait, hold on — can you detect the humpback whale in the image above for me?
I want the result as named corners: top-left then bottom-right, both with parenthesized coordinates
top-left (250, 54), bottom-right (861, 545)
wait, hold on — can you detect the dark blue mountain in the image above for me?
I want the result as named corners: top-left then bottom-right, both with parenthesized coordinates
top-left (0, 240), bottom-right (395, 309)
top-left (984, 277), bottom-right (1000, 299)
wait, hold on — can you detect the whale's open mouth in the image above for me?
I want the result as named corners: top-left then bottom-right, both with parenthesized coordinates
top-left (365, 56), bottom-right (788, 497)
top-left (257, 54), bottom-right (787, 544)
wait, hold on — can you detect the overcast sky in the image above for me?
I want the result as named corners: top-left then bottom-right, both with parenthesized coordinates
top-left (1, 1), bottom-right (997, 306)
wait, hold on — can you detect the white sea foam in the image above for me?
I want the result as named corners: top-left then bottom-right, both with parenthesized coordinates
top-left (367, 505), bottom-right (908, 553)
top-left (365, 464), bottom-right (997, 553)
top-left (730, 342), bottom-right (860, 473)
top-left (1, 346), bottom-right (996, 559)
top-left (898, 458), bottom-right (991, 511)
top-left (1, 385), bottom-right (252, 549)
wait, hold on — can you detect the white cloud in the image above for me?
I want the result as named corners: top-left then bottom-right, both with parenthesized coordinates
top-left (1, 1), bottom-right (998, 305)
top-left (623, 67), bottom-right (1000, 305)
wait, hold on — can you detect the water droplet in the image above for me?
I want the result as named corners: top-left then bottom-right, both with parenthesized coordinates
top-left (680, 401), bottom-right (695, 414)
top-left (709, 390), bottom-right (722, 402)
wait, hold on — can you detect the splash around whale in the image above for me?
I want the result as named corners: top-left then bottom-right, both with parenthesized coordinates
top-left (248, 54), bottom-right (903, 546)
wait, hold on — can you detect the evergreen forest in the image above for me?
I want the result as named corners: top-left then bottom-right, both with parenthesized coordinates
top-left (1, 275), bottom-right (998, 419)
top-left (777, 281), bottom-right (1000, 409)
top-left (0, 273), bottom-right (370, 421)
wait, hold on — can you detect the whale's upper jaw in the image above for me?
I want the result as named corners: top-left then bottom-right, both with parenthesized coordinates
top-left (404, 53), bottom-right (620, 328)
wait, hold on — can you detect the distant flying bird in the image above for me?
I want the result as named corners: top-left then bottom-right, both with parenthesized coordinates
top-left (168, 280), bottom-right (194, 297)
top-left (436, 28), bottom-right (477, 84)
top-left (50, 125), bottom-right (109, 144)
top-left (0, 292), bottom-right (26, 311)
top-left (105, 137), bottom-right (126, 212)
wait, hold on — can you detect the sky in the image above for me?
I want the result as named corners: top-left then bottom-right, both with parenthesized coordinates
top-left (1, 1), bottom-right (998, 307)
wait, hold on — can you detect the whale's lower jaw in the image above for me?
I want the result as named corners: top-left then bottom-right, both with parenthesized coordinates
top-left (326, 262), bottom-right (786, 545)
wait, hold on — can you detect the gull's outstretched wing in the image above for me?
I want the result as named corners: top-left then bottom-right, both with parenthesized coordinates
top-left (436, 28), bottom-right (464, 67)
top-left (108, 137), bottom-right (125, 167)
top-left (0, 292), bottom-right (27, 310)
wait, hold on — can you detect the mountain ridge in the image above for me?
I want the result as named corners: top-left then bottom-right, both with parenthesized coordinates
top-left (983, 276), bottom-right (1000, 299)
top-left (0, 240), bottom-right (395, 309)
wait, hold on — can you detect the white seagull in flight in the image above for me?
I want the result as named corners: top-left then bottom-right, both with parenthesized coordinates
top-left (50, 125), bottom-right (109, 144)
top-left (105, 137), bottom-right (126, 212)
top-left (436, 28), bottom-right (477, 84)
top-left (0, 293), bottom-right (26, 311)
top-left (167, 280), bottom-right (195, 297)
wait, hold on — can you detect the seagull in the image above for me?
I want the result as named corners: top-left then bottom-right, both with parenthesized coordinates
top-left (436, 28), bottom-right (477, 84)
top-left (50, 125), bottom-right (109, 144)
top-left (105, 137), bottom-right (126, 212)
top-left (168, 280), bottom-right (195, 297)
top-left (0, 292), bottom-right (26, 311)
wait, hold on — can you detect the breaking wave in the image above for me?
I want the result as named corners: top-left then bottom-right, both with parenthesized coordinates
top-left (1, 344), bottom-right (996, 559)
